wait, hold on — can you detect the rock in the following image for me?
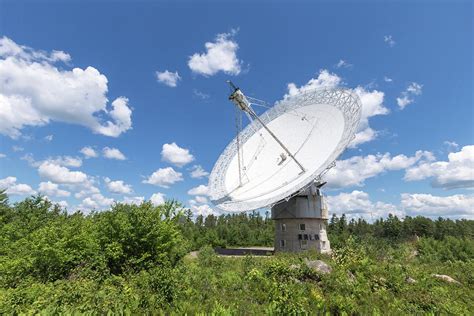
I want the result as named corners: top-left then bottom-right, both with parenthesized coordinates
top-left (431, 274), bottom-right (461, 284)
top-left (408, 250), bottom-right (419, 259)
top-left (347, 271), bottom-right (356, 283)
top-left (289, 264), bottom-right (300, 270)
top-left (304, 259), bottom-right (332, 275)
top-left (406, 276), bottom-right (417, 284)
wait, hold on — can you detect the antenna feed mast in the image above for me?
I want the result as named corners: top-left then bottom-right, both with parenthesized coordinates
top-left (227, 80), bottom-right (252, 113)
top-left (226, 80), bottom-right (306, 174)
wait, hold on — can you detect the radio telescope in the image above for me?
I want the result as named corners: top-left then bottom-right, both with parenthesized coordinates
top-left (208, 81), bottom-right (361, 253)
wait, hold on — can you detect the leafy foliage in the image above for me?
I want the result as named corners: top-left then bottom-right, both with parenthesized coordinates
top-left (0, 196), bottom-right (473, 314)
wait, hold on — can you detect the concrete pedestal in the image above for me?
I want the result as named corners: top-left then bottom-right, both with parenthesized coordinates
top-left (271, 184), bottom-right (331, 253)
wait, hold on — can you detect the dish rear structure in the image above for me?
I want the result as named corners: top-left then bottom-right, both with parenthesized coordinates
top-left (209, 82), bottom-right (361, 253)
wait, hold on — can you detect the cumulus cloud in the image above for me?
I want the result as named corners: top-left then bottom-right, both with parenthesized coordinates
top-left (38, 181), bottom-right (70, 197)
top-left (404, 145), bottom-right (474, 189)
top-left (195, 195), bottom-right (208, 204)
top-left (104, 177), bottom-right (132, 194)
top-left (143, 167), bottom-right (183, 188)
top-left (0, 176), bottom-right (36, 195)
top-left (324, 150), bottom-right (434, 189)
top-left (285, 70), bottom-right (389, 147)
top-left (150, 192), bottom-right (166, 206)
top-left (397, 82), bottom-right (423, 109)
top-left (384, 35), bottom-right (396, 47)
top-left (0, 153), bottom-right (5, 158)
top-left (188, 30), bottom-right (242, 76)
top-left (79, 193), bottom-right (114, 211)
top-left (0, 36), bottom-right (133, 138)
top-left (384, 76), bottom-right (393, 83)
top-left (335, 59), bottom-right (352, 69)
top-left (38, 161), bottom-right (88, 185)
top-left (80, 146), bottom-right (98, 158)
top-left (103, 147), bottom-right (126, 160)
top-left (327, 190), bottom-right (402, 219)
top-left (156, 70), bottom-right (181, 87)
top-left (22, 153), bottom-right (82, 168)
top-left (401, 193), bottom-right (474, 217)
top-left (44, 135), bottom-right (53, 142)
top-left (189, 165), bottom-right (209, 179)
top-left (122, 196), bottom-right (144, 205)
top-left (187, 184), bottom-right (209, 196)
top-left (285, 70), bottom-right (341, 97)
top-left (161, 142), bottom-right (194, 167)
top-left (190, 203), bottom-right (219, 217)
top-left (74, 184), bottom-right (100, 199)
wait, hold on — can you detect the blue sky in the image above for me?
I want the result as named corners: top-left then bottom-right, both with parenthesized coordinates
top-left (0, 1), bottom-right (472, 219)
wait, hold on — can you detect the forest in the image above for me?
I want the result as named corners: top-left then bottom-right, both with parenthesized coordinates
top-left (1, 192), bottom-right (473, 314)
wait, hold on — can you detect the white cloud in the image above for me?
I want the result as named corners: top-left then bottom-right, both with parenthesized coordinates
top-left (384, 35), bottom-right (396, 47)
top-left (50, 50), bottom-right (71, 63)
top-left (188, 30), bottom-right (242, 76)
top-left (161, 142), bottom-right (194, 167)
top-left (0, 153), bottom-right (5, 158)
top-left (156, 70), bottom-right (181, 87)
top-left (74, 184), bottom-right (100, 199)
top-left (285, 70), bottom-right (389, 147)
top-left (190, 203), bottom-right (219, 217)
top-left (143, 167), bottom-right (183, 188)
top-left (0, 176), bottom-right (36, 195)
top-left (38, 161), bottom-right (88, 185)
top-left (396, 95), bottom-right (412, 109)
top-left (401, 193), bottom-right (474, 217)
top-left (55, 200), bottom-right (69, 208)
top-left (103, 147), bottom-right (126, 160)
top-left (444, 141), bottom-right (459, 151)
top-left (12, 146), bottom-right (24, 152)
top-left (21, 153), bottom-right (82, 168)
top-left (189, 165), bottom-right (209, 179)
top-left (38, 181), bottom-right (70, 197)
top-left (350, 87), bottom-right (389, 147)
top-left (404, 145), bottom-right (474, 189)
top-left (50, 156), bottom-right (82, 168)
top-left (122, 196), bottom-right (144, 205)
top-left (104, 177), bottom-right (132, 194)
top-left (324, 150), bottom-right (434, 189)
top-left (195, 195), bottom-right (208, 204)
top-left (384, 76), bottom-right (393, 83)
top-left (150, 192), bottom-right (166, 206)
top-left (44, 134), bottom-right (53, 142)
top-left (193, 89), bottom-right (210, 100)
top-left (0, 36), bottom-right (133, 138)
top-left (285, 69), bottom-right (341, 97)
top-left (335, 59), bottom-right (352, 69)
top-left (80, 146), bottom-right (98, 158)
top-left (79, 193), bottom-right (114, 211)
top-left (327, 190), bottom-right (402, 219)
top-left (187, 184), bottom-right (209, 196)
top-left (397, 82), bottom-right (423, 109)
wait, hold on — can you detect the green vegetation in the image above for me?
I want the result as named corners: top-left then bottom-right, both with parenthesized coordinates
top-left (1, 192), bottom-right (473, 314)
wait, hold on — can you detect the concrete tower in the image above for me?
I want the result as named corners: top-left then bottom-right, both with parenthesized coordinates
top-left (271, 182), bottom-right (331, 253)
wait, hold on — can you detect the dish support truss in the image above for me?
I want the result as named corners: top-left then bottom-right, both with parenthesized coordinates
top-left (209, 88), bottom-right (362, 213)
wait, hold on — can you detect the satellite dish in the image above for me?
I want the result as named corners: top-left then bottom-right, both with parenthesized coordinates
top-left (209, 82), bottom-right (361, 212)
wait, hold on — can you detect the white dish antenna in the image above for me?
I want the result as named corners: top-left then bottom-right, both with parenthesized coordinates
top-left (208, 82), bottom-right (362, 212)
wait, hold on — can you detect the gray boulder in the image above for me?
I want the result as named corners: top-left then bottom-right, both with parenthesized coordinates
top-left (406, 276), bottom-right (417, 284)
top-left (304, 259), bottom-right (332, 274)
top-left (431, 274), bottom-right (461, 284)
